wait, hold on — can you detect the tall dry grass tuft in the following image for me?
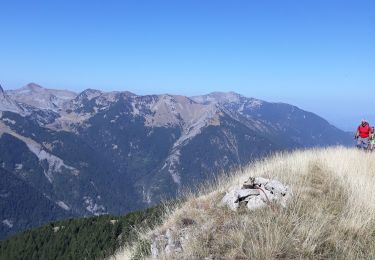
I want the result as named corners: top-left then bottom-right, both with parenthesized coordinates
top-left (116, 147), bottom-right (375, 259)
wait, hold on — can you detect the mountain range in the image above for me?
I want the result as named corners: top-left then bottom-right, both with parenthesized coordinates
top-left (0, 83), bottom-right (351, 239)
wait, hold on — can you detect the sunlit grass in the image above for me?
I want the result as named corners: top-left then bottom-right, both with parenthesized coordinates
top-left (114, 147), bottom-right (375, 259)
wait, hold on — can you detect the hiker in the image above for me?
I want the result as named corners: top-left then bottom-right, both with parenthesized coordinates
top-left (355, 120), bottom-right (371, 149)
top-left (368, 126), bottom-right (375, 151)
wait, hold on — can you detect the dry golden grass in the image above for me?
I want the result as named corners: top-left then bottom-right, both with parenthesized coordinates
top-left (116, 147), bottom-right (375, 259)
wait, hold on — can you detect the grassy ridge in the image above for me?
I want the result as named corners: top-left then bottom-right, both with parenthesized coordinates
top-left (118, 147), bottom-right (375, 259)
top-left (0, 205), bottom-right (167, 260)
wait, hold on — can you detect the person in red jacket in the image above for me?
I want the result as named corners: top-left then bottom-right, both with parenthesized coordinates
top-left (355, 120), bottom-right (371, 149)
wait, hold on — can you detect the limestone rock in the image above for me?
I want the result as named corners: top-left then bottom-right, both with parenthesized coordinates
top-left (265, 180), bottom-right (288, 197)
top-left (254, 177), bottom-right (270, 187)
top-left (221, 190), bottom-right (239, 210)
top-left (247, 195), bottom-right (267, 210)
top-left (222, 176), bottom-right (291, 211)
top-left (258, 188), bottom-right (276, 203)
top-left (236, 188), bottom-right (260, 199)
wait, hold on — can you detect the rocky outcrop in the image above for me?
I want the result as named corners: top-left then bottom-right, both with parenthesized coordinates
top-left (151, 227), bottom-right (189, 259)
top-left (221, 177), bottom-right (292, 211)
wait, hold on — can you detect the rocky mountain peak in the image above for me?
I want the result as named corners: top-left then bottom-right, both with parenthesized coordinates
top-left (210, 91), bottom-right (242, 102)
top-left (77, 89), bottom-right (103, 100)
top-left (5, 83), bottom-right (77, 111)
top-left (25, 82), bottom-right (44, 91)
top-left (191, 91), bottom-right (243, 105)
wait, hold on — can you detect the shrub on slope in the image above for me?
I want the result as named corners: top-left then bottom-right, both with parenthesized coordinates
top-left (122, 147), bottom-right (375, 259)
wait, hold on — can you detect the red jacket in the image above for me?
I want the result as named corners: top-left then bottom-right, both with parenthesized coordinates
top-left (358, 124), bottom-right (371, 138)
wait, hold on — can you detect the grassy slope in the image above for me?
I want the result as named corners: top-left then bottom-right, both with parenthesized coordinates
top-left (120, 147), bottom-right (375, 259)
top-left (0, 204), bottom-right (169, 260)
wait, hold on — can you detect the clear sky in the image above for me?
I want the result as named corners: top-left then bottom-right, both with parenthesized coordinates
top-left (0, 0), bottom-right (374, 130)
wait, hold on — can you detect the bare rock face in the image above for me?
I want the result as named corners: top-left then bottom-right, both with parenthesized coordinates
top-left (221, 177), bottom-right (292, 211)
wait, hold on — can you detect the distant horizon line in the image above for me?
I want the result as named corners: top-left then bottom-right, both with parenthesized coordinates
top-left (2, 81), bottom-right (373, 132)
top-left (1, 82), bottom-right (269, 101)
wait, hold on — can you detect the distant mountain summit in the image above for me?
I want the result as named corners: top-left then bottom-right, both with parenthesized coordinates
top-left (193, 92), bottom-right (348, 147)
top-left (0, 83), bottom-right (351, 239)
top-left (6, 83), bottom-right (77, 111)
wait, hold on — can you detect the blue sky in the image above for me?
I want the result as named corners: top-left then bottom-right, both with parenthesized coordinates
top-left (0, 0), bottom-right (374, 130)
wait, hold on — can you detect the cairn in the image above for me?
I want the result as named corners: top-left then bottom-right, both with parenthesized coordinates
top-left (221, 176), bottom-right (292, 211)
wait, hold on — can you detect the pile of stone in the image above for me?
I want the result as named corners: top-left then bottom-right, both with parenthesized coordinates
top-left (221, 177), bottom-right (291, 211)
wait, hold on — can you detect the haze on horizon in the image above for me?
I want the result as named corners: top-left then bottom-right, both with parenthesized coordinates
top-left (0, 0), bottom-right (374, 131)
